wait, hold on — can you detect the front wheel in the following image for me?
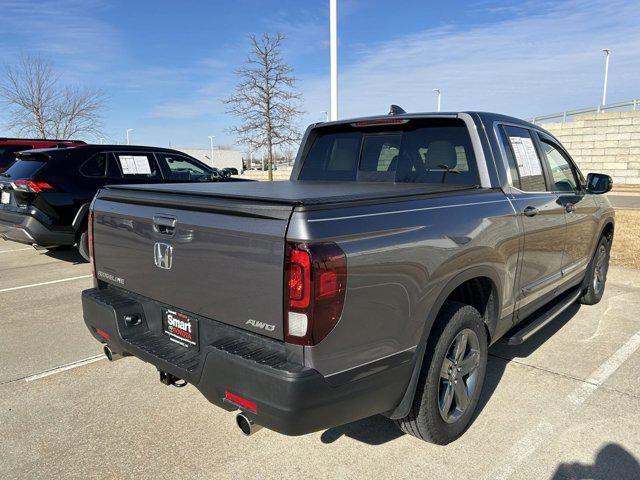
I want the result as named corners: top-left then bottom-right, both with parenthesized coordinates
top-left (395, 302), bottom-right (488, 444)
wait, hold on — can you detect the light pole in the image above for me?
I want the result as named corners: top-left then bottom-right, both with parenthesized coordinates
top-left (320, 111), bottom-right (329, 122)
top-left (208, 135), bottom-right (215, 168)
top-left (330, 0), bottom-right (338, 121)
top-left (601, 49), bottom-right (611, 108)
top-left (126, 129), bottom-right (134, 145)
top-left (433, 88), bottom-right (441, 112)
top-left (98, 137), bottom-right (106, 144)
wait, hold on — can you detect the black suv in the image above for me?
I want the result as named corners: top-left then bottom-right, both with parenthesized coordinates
top-left (0, 144), bottom-right (243, 258)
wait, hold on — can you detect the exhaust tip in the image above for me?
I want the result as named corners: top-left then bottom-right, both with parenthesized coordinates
top-left (103, 344), bottom-right (123, 362)
top-left (236, 413), bottom-right (262, 436)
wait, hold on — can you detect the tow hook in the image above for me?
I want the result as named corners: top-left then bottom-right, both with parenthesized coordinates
top-left (159, 370), bottom-right (188, 388)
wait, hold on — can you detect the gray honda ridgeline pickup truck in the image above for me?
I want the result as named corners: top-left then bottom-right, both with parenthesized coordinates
top-left (82, 110), bottom-right (614, 444)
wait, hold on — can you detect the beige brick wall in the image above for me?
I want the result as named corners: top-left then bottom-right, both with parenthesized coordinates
top-left (542, 110), bottom-right (640, 185)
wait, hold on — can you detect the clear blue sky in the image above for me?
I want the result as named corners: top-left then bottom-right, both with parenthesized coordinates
top-left (1, 0), bottom-right (639, 149)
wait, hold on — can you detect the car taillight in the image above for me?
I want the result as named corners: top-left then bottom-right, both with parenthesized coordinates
top-left (284, 242), bottom-right (347, 346)
top-left (12, 180), bottom-right (53, 193)
top-left (88, 210), bottom-right (96, 277)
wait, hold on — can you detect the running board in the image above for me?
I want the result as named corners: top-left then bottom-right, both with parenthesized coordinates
top-left (502, 288), bottom-right (582, 345)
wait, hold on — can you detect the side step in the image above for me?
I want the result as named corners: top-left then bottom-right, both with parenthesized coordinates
top-left (502, 288), bottom-right (582, 345)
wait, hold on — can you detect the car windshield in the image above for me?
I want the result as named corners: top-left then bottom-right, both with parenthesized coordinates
top-left (298, 118), bottom-right (479, 185)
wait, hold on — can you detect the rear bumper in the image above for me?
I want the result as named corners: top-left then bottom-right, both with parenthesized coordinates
top-left (0, 207), bottom-right (75, 246)
top-left (82, 286), bottom-right (412, 436)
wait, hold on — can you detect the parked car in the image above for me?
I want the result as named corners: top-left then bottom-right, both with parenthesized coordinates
top-left (81, 110), bottom-right (614, 444)
top-left (221, 167), bottom-right (239, 176)
top-left (0, 138), bottom-right (85, 173)
top-left (0, 144), bottom-right (244, 259)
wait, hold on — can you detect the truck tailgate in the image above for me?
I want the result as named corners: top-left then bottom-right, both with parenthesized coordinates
top-left (92, 189), bottom-right (293, 341)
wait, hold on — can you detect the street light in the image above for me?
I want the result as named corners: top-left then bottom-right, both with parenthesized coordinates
top-left (601, 49), bottom-right (611, 108)
top-left (433, 88), bottom-right (441, 112)
top-left (330, 0), bottom-right (338, 121)
top-left (126, 129), bottom-right (134, 145)
top-left (320, 111), bottom-right (329, 122)
top-left (208, 135), bottom-right (215, 168)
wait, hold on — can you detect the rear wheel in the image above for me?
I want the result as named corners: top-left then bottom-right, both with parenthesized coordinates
top-left (395, 302), bottom-right (488, 444)
top-left (579, 235), bottom-right (611, 305)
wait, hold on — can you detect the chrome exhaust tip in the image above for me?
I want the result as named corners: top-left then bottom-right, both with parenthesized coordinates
top-left (236, 413), bottom-right (262, 436)
top-left (103, 344), bottom-right (123, 362)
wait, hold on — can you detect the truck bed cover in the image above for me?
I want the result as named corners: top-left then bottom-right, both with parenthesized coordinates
top-left (105, 181), bottom-right (475, 207)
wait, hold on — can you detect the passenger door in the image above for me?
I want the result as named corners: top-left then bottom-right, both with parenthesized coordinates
top-left (536, 133), bottom-right (599, 280)
top-left (498, 125), bottom-right (567, 319)
top-left (155, 152), bottom-right (213, 182)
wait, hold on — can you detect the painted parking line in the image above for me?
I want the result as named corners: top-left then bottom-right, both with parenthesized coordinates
top-left (0, 247), bottom-right (33, 254)
top-left (489, 330), bottom-right (640, 480)
top-left (0, 275), bottom-right (92, 293)
top-left (21, 355), bottom-right (105, 383)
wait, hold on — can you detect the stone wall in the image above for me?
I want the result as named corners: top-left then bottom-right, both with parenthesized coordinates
top-left (541, 110), bottom-right (640, 186)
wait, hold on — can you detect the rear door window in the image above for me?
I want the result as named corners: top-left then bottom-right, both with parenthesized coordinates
top-left (502, 125), bottom-right (547, 192)
top-left (298, 119), bottom-right (479, 185)
top-left (113, 152), bottom-right (161, 179)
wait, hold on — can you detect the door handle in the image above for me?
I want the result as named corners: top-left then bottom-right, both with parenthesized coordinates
top-left (153, 215), bottom-right (176, 236)
top-left (523, 206), bottom-right (539, 217)
top-left (565, 203), bottom-right (575, 213)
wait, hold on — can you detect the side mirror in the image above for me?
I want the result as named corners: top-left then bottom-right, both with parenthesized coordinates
top-left (586, 172), bottom-right (613, 194)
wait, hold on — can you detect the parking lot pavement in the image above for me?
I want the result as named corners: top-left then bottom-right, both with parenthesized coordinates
top-left (1, 240), bottom-right (639, 480)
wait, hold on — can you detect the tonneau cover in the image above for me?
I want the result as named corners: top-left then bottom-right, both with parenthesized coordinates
top-left (105, 181), bottom-right (475, 206)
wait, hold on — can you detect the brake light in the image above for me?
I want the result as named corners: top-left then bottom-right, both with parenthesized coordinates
top-left (88, 210), bottom-right (95, 277)
top-left (351, 119), bottom-right (409, 127)
top-left (284, 242), bottom-right (347, 346)
top-left (12, 180), bottom-right (53, 193)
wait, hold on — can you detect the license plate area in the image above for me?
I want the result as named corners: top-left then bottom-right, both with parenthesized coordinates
top-left (1, 191), bottom-right (9, 205)
top-left (162, 308), bottom-right (199, 351)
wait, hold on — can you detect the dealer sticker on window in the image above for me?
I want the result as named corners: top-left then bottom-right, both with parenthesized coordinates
top-left (162, 308), bottom-right (199, 350)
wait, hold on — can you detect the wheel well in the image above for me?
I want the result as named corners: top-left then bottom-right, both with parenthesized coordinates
top-left (602, 222), bottom-right (614, 242)
top-left (446, 277), bottom-right (495, 318)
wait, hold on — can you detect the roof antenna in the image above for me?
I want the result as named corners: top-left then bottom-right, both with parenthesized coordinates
top-left (388, 105), bottom-right (406, 116)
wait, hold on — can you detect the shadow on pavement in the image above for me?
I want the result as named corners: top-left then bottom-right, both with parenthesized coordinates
top-left (322, 303), bottom-right (584, 446)
top-left (42, 246), bottom-right (86, 264)
top-left (552, 443), bottom-right (640, 480)
top-left (320, 414), bottom-right (404, 445)
top-left (475, 302), bottom-right (582, 419)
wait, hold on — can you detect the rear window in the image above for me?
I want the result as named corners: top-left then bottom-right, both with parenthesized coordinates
top-left (298, 119), bottom-right (479, 185)
top-left (0, 146), bottom-right (30, 168)
top-left (1, 156), bottom-right (47, 179)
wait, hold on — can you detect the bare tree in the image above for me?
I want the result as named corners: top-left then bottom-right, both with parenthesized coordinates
top-left (224, 33), bottom-right (303, 181)
top-left (0, 55), bottom-right (103, 139)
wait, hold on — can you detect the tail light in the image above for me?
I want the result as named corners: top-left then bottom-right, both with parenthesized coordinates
top-left (284, 242), bottom-right (347, 346)
top-left (12, 180), bottom-right (53, 193)
top-left (88, 210), bottom-right (96, 277)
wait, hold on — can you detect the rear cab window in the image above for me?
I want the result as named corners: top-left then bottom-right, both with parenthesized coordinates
top-left (298, 118), bottom-right (480, 186)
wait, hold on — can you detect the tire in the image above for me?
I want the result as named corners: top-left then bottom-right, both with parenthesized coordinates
top-left (77, 229), bottom-right (90, 262)
top-left (395, 302), bottom-right (488, 444)
top-left (579, 235), bottom-right (611, 305)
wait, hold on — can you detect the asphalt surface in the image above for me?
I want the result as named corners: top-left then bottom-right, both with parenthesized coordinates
top-left (609, 194), bottom-right (640, 209)
top-left (1, 238), bottom-right (640, 480)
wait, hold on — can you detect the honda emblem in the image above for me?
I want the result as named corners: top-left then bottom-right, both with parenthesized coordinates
top-left (154, 242), bottom-right (173, 270)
